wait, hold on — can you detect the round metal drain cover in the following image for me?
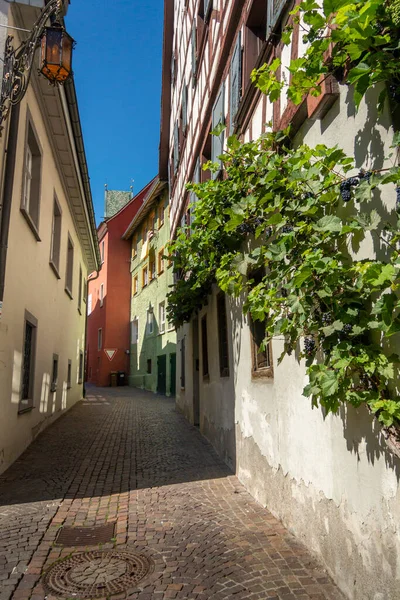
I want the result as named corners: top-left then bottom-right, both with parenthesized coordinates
top-left (42, 550), bottom-right (154, 598)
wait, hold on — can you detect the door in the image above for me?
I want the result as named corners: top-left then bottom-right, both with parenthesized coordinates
top-left (192, 318), bottom-right (200, 426)
top-left (169, 353), bottom-right (176, 396)
top-left (157, 355), bottom-right (167, 395)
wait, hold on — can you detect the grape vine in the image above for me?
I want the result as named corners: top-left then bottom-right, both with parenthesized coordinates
top-left (167, 130), bottom-right (400, 427)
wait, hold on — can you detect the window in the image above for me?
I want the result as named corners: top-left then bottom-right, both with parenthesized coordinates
top-left (67, 359), bottom-right (72, 389)
top-left (132, 235), bottom-right (137, 257)
top-left (159, 302), bottom-right (166, 333)
top-left (100, 283), bottom-right (104, 307)
top-left (180, 337), bottom-right (186, 388)
top-left (230, 32), bottom-right (242, 133)
top-left (98, 328), bottom-right (103, 350)
top-left (131, 318), bottom-right (139, 344)
top-left (250, 317), bottom-right (273, 377)
top-left (244, 1), bottom-right (267, 86)
top-left (51, 354), bottom-right (58, 393)
top-left (21, 120), bottom-right (42, 238)
top-left (147, 358), bottom-right (152, 374)
top-left (158, 248), bottom-right (165, 274)
top-left (217, 292), bottom-right (229, 377)
top-left (191, 21), bottom-right (197, 84)
top-left (49, 196), bottom-right (62, 276)
top-left (267, 0), bottom-right (289, 36)
top-left (65, 235), bottom-right (74, 298)
top-left (142, 266), bottom-right (148, 287)
top-left (159, 202), bottom-right (165, 227)
top-left (173, 120), bottom-right (180, 173)
top-left (101, 240), bottom-right (105, 263)
top-left (149, 259), bottom-right (156, 281)
top-left (211, 84), bottom-right (225, 178)
top-left (20, 311), bottom-right (37, 411)
top-left (182, 83), bottom-right (188, 134)
top-left (88, 293), bottom-right (93, 316)
top-left (201, 316), bottom-right (209, 378)
top-left (133, 275), bottom-right (139, 295)
top-left (199, 0), bottom-right (213, 23)
top-left (78, 266), bottom-right (83, 313)
top-left (78, 351), bottom-right (84, 384)
top-left (147, 310), bottom-right (154, 335)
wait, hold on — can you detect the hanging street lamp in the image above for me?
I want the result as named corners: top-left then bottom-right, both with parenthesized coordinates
top-left (0, 0), bottom-right (74, 135)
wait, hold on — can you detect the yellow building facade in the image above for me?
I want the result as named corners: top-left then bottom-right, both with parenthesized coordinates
top-left (0, 1), bottom-right (100, 474)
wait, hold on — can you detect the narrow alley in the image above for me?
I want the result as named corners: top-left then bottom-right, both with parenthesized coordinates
top-left (0, 388), bottom-right (343, 600)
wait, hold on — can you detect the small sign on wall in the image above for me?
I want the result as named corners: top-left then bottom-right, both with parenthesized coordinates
top-left (104, 349), bottom-right (117, 361)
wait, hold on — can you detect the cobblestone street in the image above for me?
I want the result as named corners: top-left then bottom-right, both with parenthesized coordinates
top-left (0, 388), bottom-right (344, 600)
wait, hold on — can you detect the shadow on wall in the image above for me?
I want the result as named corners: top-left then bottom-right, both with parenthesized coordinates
top-left (130, 302), bottom-right (176, 396)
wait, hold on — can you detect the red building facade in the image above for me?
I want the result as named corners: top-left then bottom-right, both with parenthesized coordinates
top-left (86, 180), bottom-right (155, 386)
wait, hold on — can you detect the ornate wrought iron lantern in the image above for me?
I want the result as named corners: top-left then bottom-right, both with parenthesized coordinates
top-left (40, 21), bottom-right (74, 84)
top-left (0, 0), bottom-right (74, 135)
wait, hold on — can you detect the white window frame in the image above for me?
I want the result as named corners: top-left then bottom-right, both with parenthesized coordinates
top-left (147, 310), bottom-right (154, 335)
top-left (159, 302), bottom-right (166, 333)
top-left (131, 318), bottom-right (139, 344)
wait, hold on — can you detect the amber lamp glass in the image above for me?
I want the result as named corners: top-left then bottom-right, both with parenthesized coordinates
top-left (40, 24), bottom-right (74, 84)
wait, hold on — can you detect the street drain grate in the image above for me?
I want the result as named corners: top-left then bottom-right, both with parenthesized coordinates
top-left (55, 522), bottom-right (116, 546)
top-left (42, 550), bottom-right (154, 598)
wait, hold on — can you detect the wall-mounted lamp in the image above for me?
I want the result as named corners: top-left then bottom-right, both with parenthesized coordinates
top-left (0, 0), bottom-right (74, 135)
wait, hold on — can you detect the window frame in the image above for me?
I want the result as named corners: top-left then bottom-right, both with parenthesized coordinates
top-left (78, 350), bottom-right (84, 384)
top-left (201, 315), bottom-right (209, 379)
top-left (19, 310), bottom-right (38, 413)
top-left (67, 359), bottom-right (72, 389)
top-left (51, 353), bottom-right (59, 393)
top-left (147, 310), bottom-right (154, 335)
top-left (133, 274), bottom-right (139, 295)
top-left (65, 234), bottom-right (74, 299)
top-left (180, 337), bottom-right (186, 389)
top-left (142, 266), bottom-right (148, 287)
top-left (100, 283), bottom-right (104, 307)
top-left (20, 112), bottom-right (43, 241)
top-left (49, 193), bottom-right (62, 278)
top-left (100, 240), bottom-right (105, 263)
top-left (159, 302), bottom-right (166, 334)
top-left (158, 247), bottom-right (165, 275)
top-left (131, 318), bottom-right (139, 344)
top-left (250, 317), bottom-right (274, 379)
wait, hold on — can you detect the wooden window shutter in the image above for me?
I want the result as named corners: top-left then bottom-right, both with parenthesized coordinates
top-left (267, 0), bottom-right (290, 36)
top-left (204, 0), bottom-right (212, 22)
top-left (182, 84), bottom-right (188, 133)
top-left (191, 22), bottom-right (197, 81)
top-left (230, 31), bottom-right (242, 134)
top-left (211, 83), bottom-right (225, 179)
top-left (217, 292), bottom-right (229, 377)
top-left (173, 120), bottom-right (179, 173)
top-left (190, 157), bottom-right (201, 228)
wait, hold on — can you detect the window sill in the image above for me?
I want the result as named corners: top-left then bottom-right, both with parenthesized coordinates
top-left (18, 403), bottom-right (34, 415)
top-left (252, 368), bottom-right (274, 380)
top-left (78, 307), bottom-right (82, 315)
top-left (50, 384), bottom-right (57, 393)
top-left (158, 269), bottom-right (164, 276)
top-left (65, 286), bottom-right (73, 300)
top-left (20, 208), bottom-right (41, 241)
top-left (158, 223), bottom-right (164, 230)
top-left (49, 260), bottom-right (61, 279)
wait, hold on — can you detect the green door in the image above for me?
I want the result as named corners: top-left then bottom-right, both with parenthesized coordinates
top-left (157, 355), bottom-right (167, 395)
top-left (169, 353), bottom-right (176, 396)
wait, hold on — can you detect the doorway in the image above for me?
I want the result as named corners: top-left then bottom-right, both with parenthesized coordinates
top-left (157, 355), bottom-right (167, 395)
top-left (169, 353), bottom-right (176, 396)
top-left (192, 318), bottom-right (200, 426)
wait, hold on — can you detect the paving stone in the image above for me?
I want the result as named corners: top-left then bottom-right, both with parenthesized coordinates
top-left (0, 386), bottom-right (345, 599)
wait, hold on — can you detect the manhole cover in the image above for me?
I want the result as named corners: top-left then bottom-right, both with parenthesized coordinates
top-left (42, 550), bottom-right (154, 598)
top-left (55, 522), bottom-right (116, 546)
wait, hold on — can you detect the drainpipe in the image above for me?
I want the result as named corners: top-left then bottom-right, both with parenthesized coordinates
top-left (0, 104), bottom-right (20, 319)
top-left (83, 268), bottom-right (101, 396)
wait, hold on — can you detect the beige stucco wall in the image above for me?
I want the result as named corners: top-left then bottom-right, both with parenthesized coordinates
top-left (178, 85), bottom-right (400, 600)
top-left (0, 74), bottom-right (88, 475)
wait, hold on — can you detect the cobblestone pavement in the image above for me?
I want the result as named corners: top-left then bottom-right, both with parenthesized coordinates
top-left (0, 387), bottom-right (345, 600)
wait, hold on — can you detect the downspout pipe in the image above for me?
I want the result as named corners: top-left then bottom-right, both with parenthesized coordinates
top-left (0, 104), bottom-right (20, 318)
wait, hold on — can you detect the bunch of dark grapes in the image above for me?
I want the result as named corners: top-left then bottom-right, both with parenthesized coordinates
top-left (358, 170), bottom-right (372, 184)
top-left (303, 192), bottom-right (315, 200)
top-left (254, 218), bottom-right (263, 227)
top-left (342, 323), bottom-right (353, 335)
top-left (282, 224), bottom-right (294, 233)
top-left (396, 187), bottom-right (400, 212)
top-left (321, 312), bottom-right (333, 325)
top-left (304, 337), bottom-right (316, 356)
top-left (238, 223), bottom-right (254, 235)
top-left (340, 177), bottom-right (360, 203)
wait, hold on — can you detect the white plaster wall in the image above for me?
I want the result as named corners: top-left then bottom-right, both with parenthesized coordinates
top-left (0, 67), bottom-right (87, 474)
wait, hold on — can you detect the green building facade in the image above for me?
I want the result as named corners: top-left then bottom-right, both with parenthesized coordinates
top-left (124, 179), bottom-right (176, 395)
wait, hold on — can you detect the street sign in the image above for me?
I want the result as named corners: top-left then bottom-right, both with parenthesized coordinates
top-left (104, 349), bottom-right (117, 361)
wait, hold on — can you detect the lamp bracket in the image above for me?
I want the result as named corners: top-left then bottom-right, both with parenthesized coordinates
top-left (0, 0), bottom-right (64, 135)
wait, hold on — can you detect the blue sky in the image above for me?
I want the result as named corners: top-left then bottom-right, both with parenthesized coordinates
top-left (66, 0), bottom-right (164, 223)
